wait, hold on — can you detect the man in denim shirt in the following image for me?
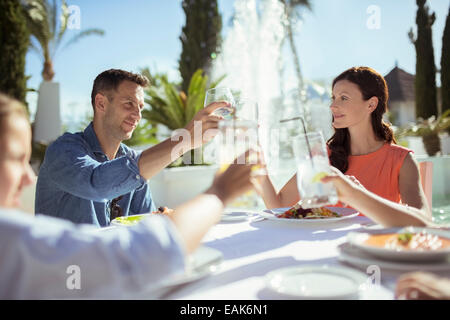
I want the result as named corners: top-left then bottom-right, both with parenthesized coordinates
top-left (1, 93), bottom-right (258, 299)
top-left (35, 69), bottom-right (230, 227)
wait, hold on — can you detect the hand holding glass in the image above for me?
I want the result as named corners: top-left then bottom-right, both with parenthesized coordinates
top-left (204, 87), bottom-right (235, 118)
top-left (293, 132), bottom-right (338, 208)
top-left (217, 98), bottom-right (265, 175)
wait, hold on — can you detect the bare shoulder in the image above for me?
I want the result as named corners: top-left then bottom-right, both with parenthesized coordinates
top-left (399, 152), bottom-right (429, 212)
top-left (400, 152), bottom-right (419, 175)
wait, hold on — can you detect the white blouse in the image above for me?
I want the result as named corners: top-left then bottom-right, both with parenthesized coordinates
top-left (0, 209), bottom-right (186, 299)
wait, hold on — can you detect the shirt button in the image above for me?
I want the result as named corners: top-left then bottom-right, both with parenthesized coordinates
top-left (136, 175), bottom-right (140, 180)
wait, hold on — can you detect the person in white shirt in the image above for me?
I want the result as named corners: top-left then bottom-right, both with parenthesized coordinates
top-left (0, 93), bottom-right (259, 299)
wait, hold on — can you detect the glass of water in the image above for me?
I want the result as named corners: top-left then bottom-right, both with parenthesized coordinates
top-left (217, 98), bottom-right (265, 173)
top-left (293, 132), bottom-right (338, 208)
top-left (204, 87), bottom-right (235, 118)
top-left (216, 119), bottom-right (259, 208)
top-left (217, 119), bottom-right (258, 167)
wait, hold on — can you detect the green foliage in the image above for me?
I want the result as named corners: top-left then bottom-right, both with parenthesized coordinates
top-left (0, 0), bottom-right (30, 105)
top-left (399, 109), bottom-right (450, 156)
top-left (441, 7), bottom-right (450, 113)
top-left (408, 0), bottom-right (438, 119)
top-left (141, 68), bottom-right (225, 130)
top-left (179, 0), bottom-right (222, 93)
top-left (402, 109), bottom-right (450, 137)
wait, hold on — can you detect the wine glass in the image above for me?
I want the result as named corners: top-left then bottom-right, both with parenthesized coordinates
top-left (204, 87), bottom-right (235, 117)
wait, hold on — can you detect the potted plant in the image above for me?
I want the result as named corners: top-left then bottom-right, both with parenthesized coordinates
top-left (140, 68), bottom-right (226, 207)
top-left (401, 109), bottom-right (450, 156)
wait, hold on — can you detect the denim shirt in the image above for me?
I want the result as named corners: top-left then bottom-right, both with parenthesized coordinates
top-left (35, 122), bottom-right (156, 227)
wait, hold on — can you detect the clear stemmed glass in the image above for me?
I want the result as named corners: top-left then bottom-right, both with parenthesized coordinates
top-left (204, 87), bottom-right (235, 117)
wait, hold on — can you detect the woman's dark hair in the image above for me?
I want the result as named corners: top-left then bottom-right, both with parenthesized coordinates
top-left (327, 66), bottom-right (396, 173)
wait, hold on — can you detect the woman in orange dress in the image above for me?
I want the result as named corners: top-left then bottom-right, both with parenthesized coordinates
top-left (258, 66), bottom-right (431, 227)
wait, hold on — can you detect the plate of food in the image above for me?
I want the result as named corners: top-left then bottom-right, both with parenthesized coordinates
top-left (338, 242), bottom-right (450, 272)
top-left (111, 206), bottom-right (173, 226)
top-left (259, 203), bottom-right (359, 223)
top-left (265, 265), bottom-right (366, 299)
top-left (347, 227), bottom-right (450, 262)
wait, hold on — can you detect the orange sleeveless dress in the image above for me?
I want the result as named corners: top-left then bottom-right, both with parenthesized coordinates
top-left (328, 143), bottom-right (413, 210)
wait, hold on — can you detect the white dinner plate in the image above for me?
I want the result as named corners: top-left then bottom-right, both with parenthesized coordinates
top-left (161, 246), bottom-right (223, 288)
top-left (220, 211), bottom-right (257, 223)
top-left (265, 265), bottom-right (367, 299)
top-left (338, 242), bottom-right (450, 272)
top-left (259, 207), bottom-right (359, 224)
top-left (347, 227), bottom-right (450, 262)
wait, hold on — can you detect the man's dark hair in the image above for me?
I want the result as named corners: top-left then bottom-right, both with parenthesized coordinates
top-left (91, 69), bottom-right (149, 109)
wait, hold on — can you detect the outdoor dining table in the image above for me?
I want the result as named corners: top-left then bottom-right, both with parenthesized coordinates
top-left (150, 209), bottom-right (450, 300)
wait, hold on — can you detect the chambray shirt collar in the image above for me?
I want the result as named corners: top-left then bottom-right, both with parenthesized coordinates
top-left (83, 122), bottom-right (127, 158)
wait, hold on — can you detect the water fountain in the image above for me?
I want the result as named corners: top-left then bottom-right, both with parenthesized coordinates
top-left (211, 0), bottom-right (323, 192)
top-left (212, 0), bottom-right (286, 121)
top-left (210, 0), bottom-right (286, 188)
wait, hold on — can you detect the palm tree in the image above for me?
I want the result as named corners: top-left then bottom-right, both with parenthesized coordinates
top-left (21, 0), bottom-right (104, 81)
top-left (279, 0), bottom-right (311, 101)
top-left (441, 5), bottom-right (450, 114)
top-left (0, 0), bottom-right (29, 104)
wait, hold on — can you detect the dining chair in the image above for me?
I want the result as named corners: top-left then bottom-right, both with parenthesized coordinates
top-left (418, 161), bottom-right (433, 213)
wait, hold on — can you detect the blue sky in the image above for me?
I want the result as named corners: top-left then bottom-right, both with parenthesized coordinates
top-left (24, 0), bottom-right (450, 128)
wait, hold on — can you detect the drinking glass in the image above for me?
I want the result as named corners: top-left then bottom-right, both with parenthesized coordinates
top-left (293, 132), bottom-right (338, 208)
top-left (204, 87), bottom-right (235, 117)
top-left (217, 119), bottom-right (258, 168)
top-left (217, 98), bottom-right (265, 173)
top-left (216, 99), bottom-right (265, 209)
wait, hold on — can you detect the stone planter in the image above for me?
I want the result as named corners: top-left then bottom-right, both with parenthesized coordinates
top-left (148, 165), bottom-right (219, 208)
top-left (441, 133), bottom-right (450, 155)
top-left (422, 133), bottom-right (441, 156)
top-left (33, 81), bottom-right (62, 143)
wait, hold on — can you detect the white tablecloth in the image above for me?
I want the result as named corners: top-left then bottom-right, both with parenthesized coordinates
top-left (159, 211), bottom-right (450, 300)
